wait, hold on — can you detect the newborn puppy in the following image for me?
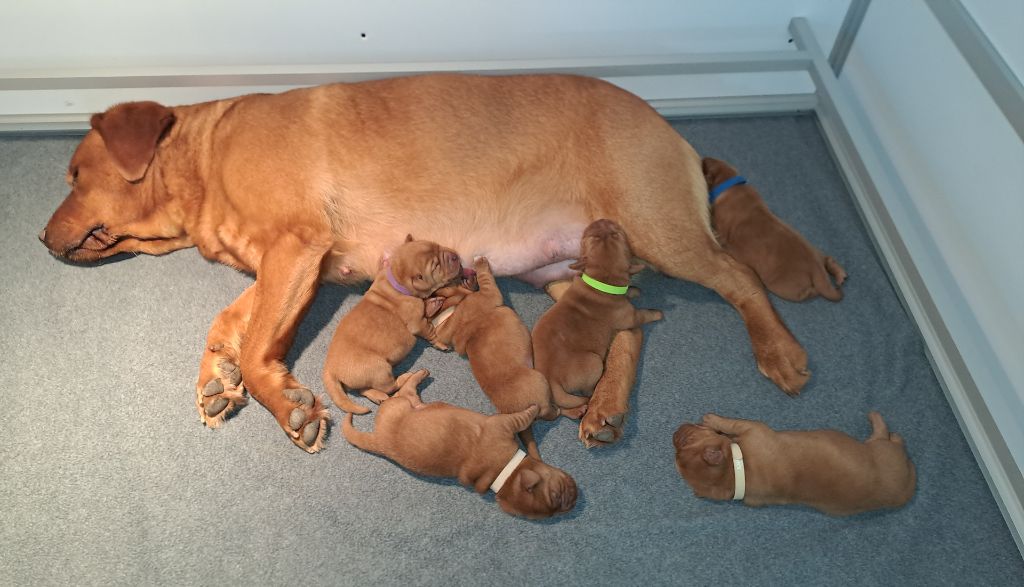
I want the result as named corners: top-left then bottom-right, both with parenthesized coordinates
top-left (673, 412), bottom-right (916, 516)
top-left (532, 219), bottom-right (662, 410)
top-left (342, 369), bottom-right (578, 519)
top-left (703, 157), bottom-right (847, 302)
top-left (431, 257), bottom-right (586, 459)
top-left (323, 235), bottom-right (462, 414)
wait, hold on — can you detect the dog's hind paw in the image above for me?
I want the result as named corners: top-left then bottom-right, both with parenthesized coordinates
top-left (579, 408), bottom-right (627, 448)
top-left (196, 358), bottom-right (247, 428)
top-left (282, 388), bottom-right (330, 453)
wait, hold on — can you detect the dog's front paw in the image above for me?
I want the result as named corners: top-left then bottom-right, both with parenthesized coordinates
top-left (196, 350), bottom-right (248, 428)
top-left (283, 388), bottom-right (330, 453)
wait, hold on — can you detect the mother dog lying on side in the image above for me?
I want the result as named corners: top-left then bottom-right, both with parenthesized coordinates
top-left (40, 73), bottom-right (809, 452)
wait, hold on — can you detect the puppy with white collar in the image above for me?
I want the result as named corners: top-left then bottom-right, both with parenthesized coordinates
top-left (673, 412), bottom-right (915, 516)
top-left (342, 369), bottom-right (578, 519)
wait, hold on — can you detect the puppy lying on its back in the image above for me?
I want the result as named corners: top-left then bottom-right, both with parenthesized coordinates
top-left (431, 257), bottom-right (586, 459)
top-left (704, 157), bottom-right (847, 302)
top-left (342, 369), bottom-right (578, 519)
top-left (532, 219), bottom-right (662, 410)
top-left (673, 412), bottom-right (916, 516)
top-left (323, 235), bottom-right (463, 414)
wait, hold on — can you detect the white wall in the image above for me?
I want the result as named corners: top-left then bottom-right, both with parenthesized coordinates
top-left (0, 0), bottom-right (849, 120)
top-left (838, 0), bottom-right (1024, 470)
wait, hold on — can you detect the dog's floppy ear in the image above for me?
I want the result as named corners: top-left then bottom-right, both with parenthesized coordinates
top-left (568, 257), bottom-right (586, 272)
top-left (90, 101), bottom-right (175, 182)
top-left (518, 468), bottom-right (541, 493)
top-left (702, 446), bottom-right (724, 466)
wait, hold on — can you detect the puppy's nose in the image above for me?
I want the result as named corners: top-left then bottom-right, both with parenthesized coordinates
top-left (38, 228), bottom-right (47, 243)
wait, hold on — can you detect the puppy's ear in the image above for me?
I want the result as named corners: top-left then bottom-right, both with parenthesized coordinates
top-left (90, 101), bottom-right (175, 182)
top-left (518, 468), bottom-right (541, 493)
top-left (702, 446), bottom-right (724, 466)
top-left (701, 157), bottom-right (716, 185)
top-left (568, 258), bottom-right (586, 272)
top-left (405, 234), bottom-right (415, 243)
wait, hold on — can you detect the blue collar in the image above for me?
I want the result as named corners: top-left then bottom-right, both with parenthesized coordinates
top-left (709, 176), bottom-right (747, 204)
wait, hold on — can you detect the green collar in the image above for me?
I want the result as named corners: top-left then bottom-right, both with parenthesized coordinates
top-left (581, 273), bottom-right (629, 295)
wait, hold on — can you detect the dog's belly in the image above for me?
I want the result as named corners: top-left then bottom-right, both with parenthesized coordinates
top-left (323, 205), bottom-right (587, 286)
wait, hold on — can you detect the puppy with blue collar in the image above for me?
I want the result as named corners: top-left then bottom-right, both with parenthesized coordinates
top-left (704, 157), bottom-right (847, 302)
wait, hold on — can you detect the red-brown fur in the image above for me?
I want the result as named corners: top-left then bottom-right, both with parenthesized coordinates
top-left (41, 74), bottom-right (811, 451)
top-left (704, 157), bottom-right (847, 302)
top-left (673, 412), bottom-right (916, 516)
top-left (342, 370), bottom-right (577, 519)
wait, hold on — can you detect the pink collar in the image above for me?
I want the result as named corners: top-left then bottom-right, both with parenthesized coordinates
top-left (385, 265), bottom-right (414, 296)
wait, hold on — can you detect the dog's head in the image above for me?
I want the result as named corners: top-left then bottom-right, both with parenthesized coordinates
top-left (569, 218), bottom-right (643, 281)
top-left (672, 423), bottom-right (736, 501)
top-left (496, 457), bottom-right (578, 520)
top-left (384, 235), bottom-right (464, 298)
top-left (701, 157), bottom-right (739, 190)
top-left (40, 101), bottom-right (188, 262)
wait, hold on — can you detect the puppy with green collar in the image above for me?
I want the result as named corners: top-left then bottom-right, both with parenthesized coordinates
top-left (532, 219), bottom-right (663, 412)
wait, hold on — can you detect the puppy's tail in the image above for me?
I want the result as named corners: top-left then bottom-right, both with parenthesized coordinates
top-left (323, 375), bottom-right (371, 415)
top-left (812, 256), bottom-right (845, 302)
top-left (519, 426), bottom-right (541, 460)
top-left (341, 412), bottom-right (380, 453)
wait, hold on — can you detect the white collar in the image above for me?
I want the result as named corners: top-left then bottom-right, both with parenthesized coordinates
top-left (731, 442), bottom-right (745, 500)
top-left (431, 306), bottom-right (457, 328)
top-left (490, 449), bottom-right (526, 493)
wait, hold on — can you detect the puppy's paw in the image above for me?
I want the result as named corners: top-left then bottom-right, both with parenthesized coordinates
top-left (755, 338), bottom-right (810, 396)
top-left (282, 388), bottom-right (330, 453)
top-left (196, 354), bottom-right (248, 428)
top-left (579, 407), bottom-right (627, 448)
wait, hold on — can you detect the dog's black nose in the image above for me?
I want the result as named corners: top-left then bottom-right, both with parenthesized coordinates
top-left (38, 228), bottom-right (46, 243)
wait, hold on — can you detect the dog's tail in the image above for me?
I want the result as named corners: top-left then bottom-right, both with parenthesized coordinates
top-left (812, 256), bottom-right (845, 302)
top-left (519, 426), bottom-right (541, 460)
top-left (341, 412), bottom-right (380, 453)
top-left (323, 375), bottom-right (371, 415)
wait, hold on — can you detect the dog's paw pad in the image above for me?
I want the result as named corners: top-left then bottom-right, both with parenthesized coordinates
top-left (605, 413), bottom-right (625, 428)
top-left (288, 407), bottom-right (305, 431)
top-left (591, 429), bottom-right (615, 443)
top-left (205, 396), bottom-right (229, 417)
top-left (579, 407), bottom-right (627, 448)
top-left (202, 378), bottom-right (225, 397)
top-left (301, 419), bottom-right (321, 446)
top-left (218, 360), bottom-right (242, 386)
top-left (284, 387), bottom-right (315, 407)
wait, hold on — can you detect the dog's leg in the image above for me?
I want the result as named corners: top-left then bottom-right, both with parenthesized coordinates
top-left (580, 328), bottom-right (641, 448)
top-left (240, 232), bottom-right (332, 453)
top-left (196, 285), bottom-right (254, 427)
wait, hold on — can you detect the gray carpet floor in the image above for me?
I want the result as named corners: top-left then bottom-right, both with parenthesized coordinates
top-left (2, 115), bottom-right (1021, 586)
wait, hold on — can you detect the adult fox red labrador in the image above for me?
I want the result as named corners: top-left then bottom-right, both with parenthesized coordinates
top-left (40, 73), bottom-right (809, 452)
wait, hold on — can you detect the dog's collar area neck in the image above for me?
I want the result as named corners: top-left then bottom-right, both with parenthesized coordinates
top-left (731, 442), bottom-right (745, 501)
top-left (385, 265), bottom-right (415, 296)
top-left (581, 273), bottom-right (629, 295)
top-left (709, 175), bottom-right (748, 204)
top-left (431, 306), bottom-right (457, 328)
top-left (490, 449), bottom-right (527, 493)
